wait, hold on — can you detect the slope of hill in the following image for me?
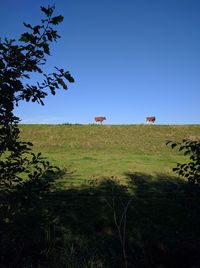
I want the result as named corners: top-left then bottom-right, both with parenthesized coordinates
top-left (19, 124), bottom-right (200, 186)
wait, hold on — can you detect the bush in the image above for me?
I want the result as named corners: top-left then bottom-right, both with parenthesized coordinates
top-left (167, 139), bottom-right (200, 184)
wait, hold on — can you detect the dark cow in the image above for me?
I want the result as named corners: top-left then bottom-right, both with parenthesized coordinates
top-left (146, 116), bottom-right (156, 124)
top-left (95, 116), bottom-right (106, 124)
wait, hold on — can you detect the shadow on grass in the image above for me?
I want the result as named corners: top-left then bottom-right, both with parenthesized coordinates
top-left (1, 171), bottom-right (200, 267)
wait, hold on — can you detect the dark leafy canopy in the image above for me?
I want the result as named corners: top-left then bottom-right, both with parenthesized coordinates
top-left (0, 5), bottom-right (74, 191)
top-left (167, 140), bottom-right (200, 184)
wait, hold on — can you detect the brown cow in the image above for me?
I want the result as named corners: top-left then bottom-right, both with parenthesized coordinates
top-left (95, 117), bottom-right (106, 124)
top-left (146, 116), bottom-right (156, 124)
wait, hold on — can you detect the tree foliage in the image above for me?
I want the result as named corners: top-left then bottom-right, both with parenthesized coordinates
top-left (0, 5), bottom-right (74, 192)
top-left (0, 7), bottom-right (74, 265)
top-left (167, 139), bottom-right (200, 184)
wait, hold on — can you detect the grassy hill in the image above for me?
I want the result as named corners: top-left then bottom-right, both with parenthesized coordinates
top-left (19, 124), bottom-right (200, 187)
top-left (2, 125), bottom-right (200, 267)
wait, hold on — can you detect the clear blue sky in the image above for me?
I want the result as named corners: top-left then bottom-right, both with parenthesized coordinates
top-left (1, 0), bottom-right (200, 124)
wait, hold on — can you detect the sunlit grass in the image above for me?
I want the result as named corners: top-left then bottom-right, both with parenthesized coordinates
top-left (19, 124), bottom-right (200, 187)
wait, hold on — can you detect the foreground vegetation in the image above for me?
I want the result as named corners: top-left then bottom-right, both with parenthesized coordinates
top-left (1, 172), bottom-right (200, 267)
top-left (1, 124), bottom-right (200, 267)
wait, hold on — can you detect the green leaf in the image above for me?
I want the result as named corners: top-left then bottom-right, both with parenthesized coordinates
top-left (46, 32), bottom-right (52, 41)
top-left (50, 15), bottom-right (64, 25)
top-left (49, 86), bottom-right (56, 95)
top-left (33, 26), bottom-right (40, 35)
top-left (171, 143), bottom-right (177, 149)
top-left (57, 78), bottom-right (67, 89)
top-left (64, 72), bottom-right (75, 83)
top-left (23, 22), bottom-right (32, 29)
top-left (19, 32), bottom-right (36, 43)
top-left (43, 43), bottom-right (50, 55)
top-left (41, 6), bottom-right (54, 17)
top-left (166, 140), bottom-right (171, 146)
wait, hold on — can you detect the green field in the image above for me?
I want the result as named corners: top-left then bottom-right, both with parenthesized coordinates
top-left (2, 124), bottom-right (200, 267)
top-left (20, 124), bottom-right (200, 187)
